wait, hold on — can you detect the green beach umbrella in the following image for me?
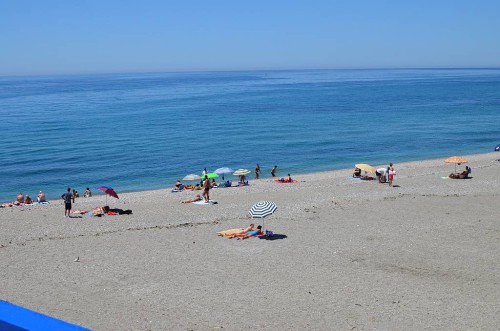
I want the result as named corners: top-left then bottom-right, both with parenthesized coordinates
top-left (201, 172), bottom-right (219, 179)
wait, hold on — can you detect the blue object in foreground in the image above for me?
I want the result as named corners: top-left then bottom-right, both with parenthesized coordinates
top-left (0, 300), bottom-right (91, 331)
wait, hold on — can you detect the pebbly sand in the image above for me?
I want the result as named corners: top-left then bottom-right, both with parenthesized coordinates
top-left (1, 153), bottom-right (499, 330)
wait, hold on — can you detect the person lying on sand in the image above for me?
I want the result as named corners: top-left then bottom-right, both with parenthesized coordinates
top-left (225, 224), bottom-right (255, 238)
top-left (449, 169), bottom-right (469, 179)
top-left (236, 225), bottom-right (263, 240)
top-left (353, 167), bottom-right (361, 177)
top-left (181, 194), bottom-right (202, 204)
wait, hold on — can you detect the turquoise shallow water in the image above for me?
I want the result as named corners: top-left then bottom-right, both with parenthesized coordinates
top-left (1, 68), bottom-right (499, 201)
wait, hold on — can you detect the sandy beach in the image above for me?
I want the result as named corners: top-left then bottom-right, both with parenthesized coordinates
top-left (1, 152), bottom-right (499, 330)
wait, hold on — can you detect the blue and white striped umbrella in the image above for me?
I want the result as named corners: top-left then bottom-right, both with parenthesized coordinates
top-left (249, 201), bottom-right (277, 218)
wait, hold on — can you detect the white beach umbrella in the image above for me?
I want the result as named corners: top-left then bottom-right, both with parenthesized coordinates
top-left (183, 174), bottom-right (201, 181)
top-left (233, 169), bottom-right (251, 176)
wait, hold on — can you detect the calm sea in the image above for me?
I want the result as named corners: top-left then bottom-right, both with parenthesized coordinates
top-left (1, 69), bottom-right (499, 201)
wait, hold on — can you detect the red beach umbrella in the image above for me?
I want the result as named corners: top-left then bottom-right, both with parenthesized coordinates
top-left (96, 185), bottom-right (119, 205)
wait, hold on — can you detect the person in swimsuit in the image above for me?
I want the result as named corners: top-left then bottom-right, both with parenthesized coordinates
top-left (84, 188), bottom-right (92, 198)
top-left (16, 192), bottom-right (24, 204)
top-left (238, 225), bottom-right (263, 240)
top-left (38, 191), bottom-right (46, 202)
top-left (255, 163), bottom-right (260, 179)
top-left (24, 195), bottom-right (33, 204)
top-left (271, 165), bottom-right (277, 177)
top-left (227, 224), bottom-right (254, 238)
top-left (175, 180), bottom-right (183, 189)
top-left (388, 163), bottom-right (395, 187)
top-left (72, 189), bottom-right (79, 203)
top-left (353, 167), bottom-right (361, 177)
top-left (181, 194), bottom-right (202, 204)
top-left (202, 175), bottom-right (210, 202)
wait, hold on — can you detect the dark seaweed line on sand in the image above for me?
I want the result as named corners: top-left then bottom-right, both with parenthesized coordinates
top-left (0, 220), bottom-right (223, 249)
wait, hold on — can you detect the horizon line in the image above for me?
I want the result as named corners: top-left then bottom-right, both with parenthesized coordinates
top-left (1, 66), bottom-right (500, 79)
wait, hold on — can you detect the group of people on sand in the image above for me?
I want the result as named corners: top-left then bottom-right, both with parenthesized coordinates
top-left (13, 191), bottom-right (46, 205)
top-left (278, 174), bottom-right (294, 183)
top-left (449, 166), bottom-right (471, 179)
top-left (352, 163), bottom-right (396, 187)
top-left (60, 187), bottom-right (93, 217)
top-left (10, 187), bottom-right (93, 207)
top-left (178, 164), bottom-right (282, 203)
top-left (180, 175), bottom-right (212, 203)
top-left (376, 163), bottom-right (396, 187)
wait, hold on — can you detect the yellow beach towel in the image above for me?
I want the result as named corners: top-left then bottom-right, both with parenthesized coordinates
top-left (217, 229), bottom-right (244, 237)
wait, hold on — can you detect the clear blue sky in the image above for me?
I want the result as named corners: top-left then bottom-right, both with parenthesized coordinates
top-left (1, 0), bottom-right (499, 76)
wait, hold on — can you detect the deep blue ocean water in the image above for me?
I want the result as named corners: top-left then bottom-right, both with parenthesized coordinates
top-left (1, 69), bottom-right (499, 201)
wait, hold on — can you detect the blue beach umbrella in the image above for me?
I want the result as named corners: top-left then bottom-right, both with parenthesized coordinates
top-left (214, 167), bottom-right (234, 180)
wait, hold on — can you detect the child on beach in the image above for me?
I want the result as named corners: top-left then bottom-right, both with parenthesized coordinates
top-left (388, 163), bottom-right (396, 187)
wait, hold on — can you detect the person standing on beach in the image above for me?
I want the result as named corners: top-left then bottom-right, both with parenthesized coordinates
top-left (271, 165), bottom-right (277, 177)
top-left (202, 175), bottom-right (210, 202)
top-left (255, 163), bottom-right (260, 179)
top-left (61, 187), bottom-right (73, 217)
top-left (388, 163), bottom-right (395, 187)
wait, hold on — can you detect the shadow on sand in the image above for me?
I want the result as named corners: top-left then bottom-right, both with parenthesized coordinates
top-left (259, 234), bottom-right (287, 241)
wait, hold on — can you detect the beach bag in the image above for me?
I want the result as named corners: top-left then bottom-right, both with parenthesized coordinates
top-left (265, 230), bottom-right (274, 237)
